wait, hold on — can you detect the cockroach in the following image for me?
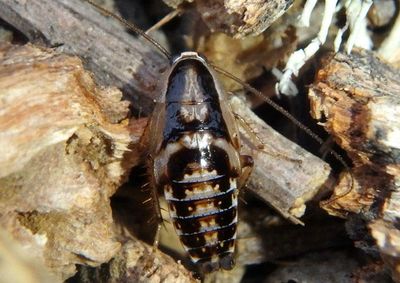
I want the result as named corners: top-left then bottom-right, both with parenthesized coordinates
top-left (84, 0), bottom-right (353, 274)
top-left (144, 51), bottom-right (254, 272)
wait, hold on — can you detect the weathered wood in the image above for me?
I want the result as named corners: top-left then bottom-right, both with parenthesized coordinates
top-left (163, 0), bottom-right (294, 38)
top-left (370, 220), bottom-right (400, 283)
top-left (0, 229), bottom-right (59, 283)
top-left (0, 43), bottom-right (153, 280)
top-left (0, 0), bottom-right (167, 114)
top-left (378, 2), bottom-right (400, 68)
top-left (71, 239), bottom-right (198, 283)
top-left (230, 96), bottom-right (330, 224)
top-left (309, 49), bottom-right (400, 217)
top-left (308, 49), bottom-right (400, 281)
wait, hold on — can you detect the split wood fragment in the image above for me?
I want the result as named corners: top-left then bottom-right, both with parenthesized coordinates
top-left (0, 0), bottom-right (167, 114)
top-left (72, 239), bottom-right (198, 283)
top-left (230, 96), bottom-right (330, 224)
top-left (162, 0), bottom-right (294, 38)
top-left (308, 49), bottom-right (400, 281)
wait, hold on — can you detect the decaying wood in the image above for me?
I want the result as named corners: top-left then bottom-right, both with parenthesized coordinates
top-left (308, 49), bottom-right (400, 281)
top-left (195, 27), bottom-right (298, 91)
top-left (0, 42), bottom-right (126, 279)
top-left (230, 96), bottom-right (330, 223)
top-left (0, 43), bottom-right (194, 281)
top-left (162, 0), bottom-right (294, 38)
top-left (370, 220), bottom-right (400, 283)
top-left (0, 0), bottom-right (167, 114)
top-left (236, 217), bottom-right (350, 265)
top-left (0, 229), bottom-right (58, 283)
top-left (309, 49), bottom-right (400, 217)
top-left (265, 250), bottom-right (361, 283)
top-left (72, 239), bottom-right (198, 283)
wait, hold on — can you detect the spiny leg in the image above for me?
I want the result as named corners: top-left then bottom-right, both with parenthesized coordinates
top-left (143, 154), bottom-right (164, 250)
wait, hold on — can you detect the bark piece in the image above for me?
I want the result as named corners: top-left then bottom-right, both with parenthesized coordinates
top-left (230, 96), bottom-right (331, 224)
top-left (0, 43), bottom-right (139, 280)
top-left (308, 49), bottom-right (400, 218)
top-left (0, 229), bottom-right (59, 283)
top-left (264, 251), bottom-right (361, 283)
top-left (0, 0), bottom-right (168, 114)
top-left (378, 3), bottom-right (400, 68)
top-left (370, 220), bottom-right (400, 282)
top-left (196, 27), bottom-right (297, 91)
top-left (308, 49), bottom-right (400, 282)
top-left (163, 0), bottom-right (294, 38)
top-left (72, 240), bottom-right (198, 283)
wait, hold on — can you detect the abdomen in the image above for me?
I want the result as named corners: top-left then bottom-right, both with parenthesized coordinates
top-left (162, 131), bottom-right (238, 273)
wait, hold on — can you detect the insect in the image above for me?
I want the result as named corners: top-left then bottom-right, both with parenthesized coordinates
top-left (143, 51), bottom-right (254, 273)
top-left (84, 0), bottom-right (353, 274)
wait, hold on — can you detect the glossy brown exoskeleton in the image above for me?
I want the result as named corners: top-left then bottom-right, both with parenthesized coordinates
top-left (143, 52), bottom-right (253, 273)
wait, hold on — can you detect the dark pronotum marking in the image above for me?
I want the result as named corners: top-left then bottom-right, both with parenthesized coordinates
top-left (163, 101), bottom-right (228, 144)
top-left (162, 60), bottom-right (230, 145)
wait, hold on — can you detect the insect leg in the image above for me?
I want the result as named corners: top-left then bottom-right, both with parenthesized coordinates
top-left (145, 8), bottom-right (183, 34)
top-left (238, 154), bottom-right (254, 190)
top-left (144, 154), bottom-right (164, 249)
top-left (148, 184), bottom-right (164, 249)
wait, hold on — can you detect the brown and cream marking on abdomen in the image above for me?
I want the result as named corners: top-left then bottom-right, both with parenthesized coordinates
top-left (163, 134), bottom-right (238, 272)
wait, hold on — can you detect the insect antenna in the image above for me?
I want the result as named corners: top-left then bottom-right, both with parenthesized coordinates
top-left (83, 0), bottom-right (354, 201)
top-left (83, 0), bottom-right (172, 60)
